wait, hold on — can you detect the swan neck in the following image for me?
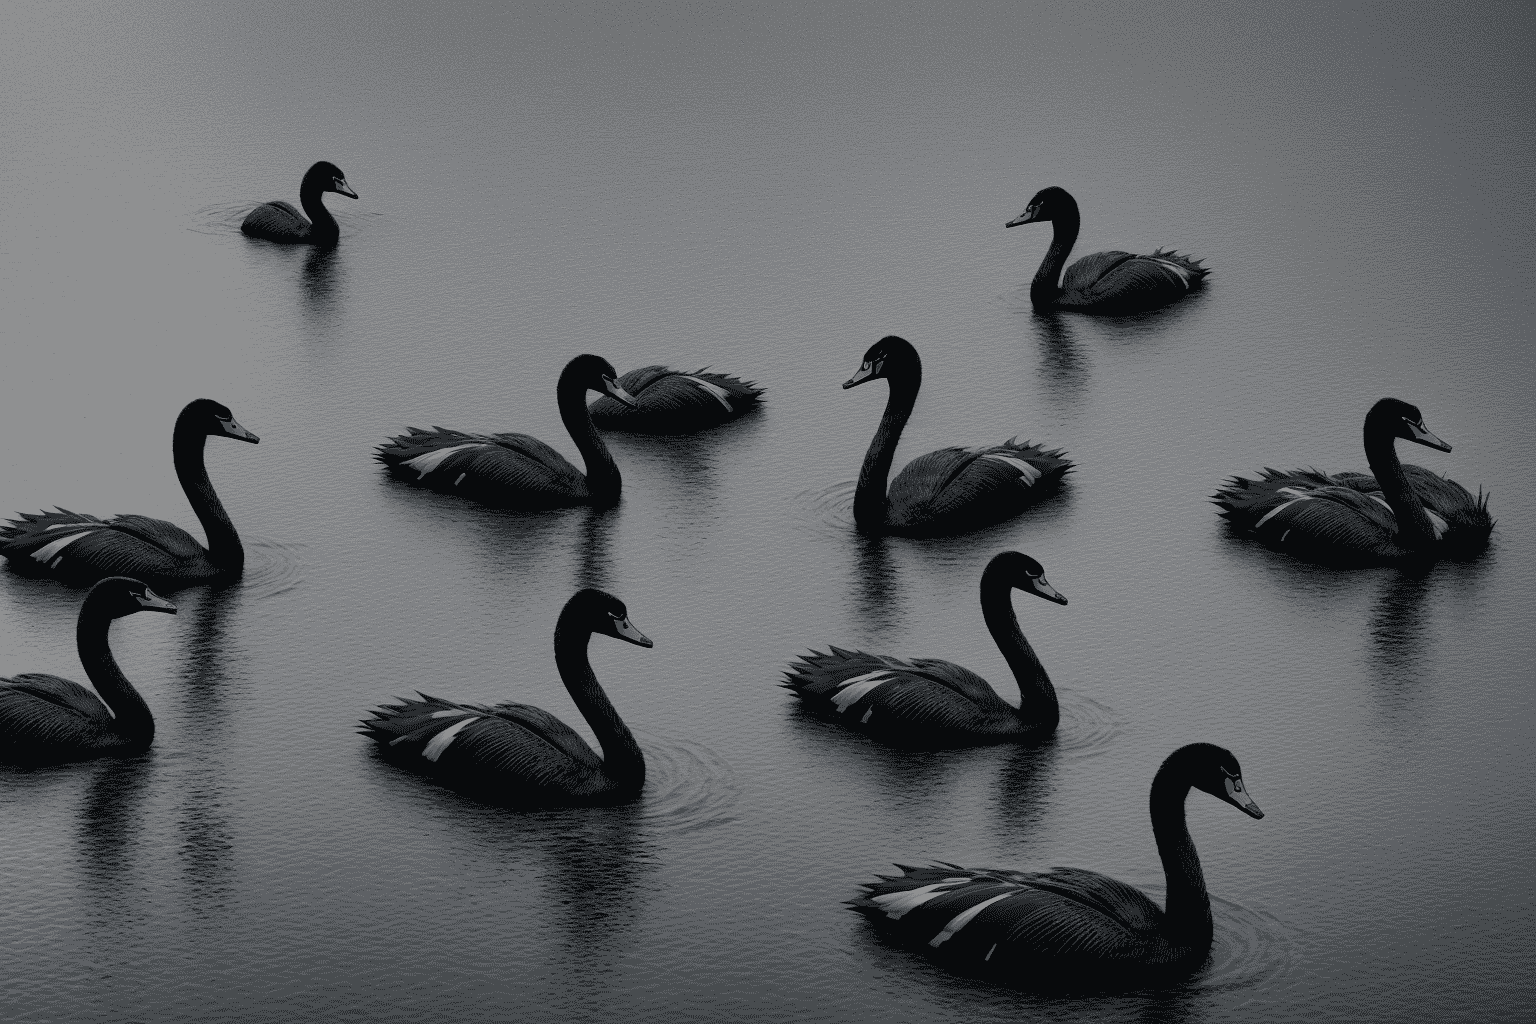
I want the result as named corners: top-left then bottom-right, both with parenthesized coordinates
top-left (1364, 428), bottom-right (1435, 548)
top-left (77, 599), bottom-right (154, 744)
top-left (554, 614), bottom-right (644, 788)
top-left (979, 575), bottom-right (1057, 728)
top-left (172, 420), bottom-right (243, 571)
top-left (1031, 206), bottom-right (1079, 309)
top-left (299, 180), bottom-right (339, 240)
top-left (559, 379), bottom-right (622, 507)
top-left (1149, 765), bottom-right (1212, 947)
top-left (853, 369), bottom-right (920, 532)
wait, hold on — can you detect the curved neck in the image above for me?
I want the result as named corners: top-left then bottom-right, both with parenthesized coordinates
top-left (172, 420), bottom-right (243, 571)
top-left (1364, 427), bottom-right (1436, 548)
top-left (553, 613), bottom-right (644, 792)
top-left (1149, 764), bottom-right (1211, 948)
top-left (1030, 207), bottom-right (1080, 309)
top-left (558, 379), bottom-right (622, 507)
top-left (979, 576), bottom-right (1057, 728)
top-left (299, 182), bottom-right (339, 240)
top-left (853, 367), bottom-right (920, 532)
top-left (77, 600), bottom-right (154, 745)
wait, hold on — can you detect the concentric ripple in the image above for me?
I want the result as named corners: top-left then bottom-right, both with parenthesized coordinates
top-left (238, 535), bottom-right (305, 603)
top-left (630, 727), bottom-right (739, 834)
top-left (1051, 689), bottom-right (1123, 759)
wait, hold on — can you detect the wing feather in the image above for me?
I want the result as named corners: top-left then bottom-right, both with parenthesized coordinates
top-left (375, 427), bottom-right (587, 508)
top-left (886, 440), bottom-right (1071, 536)
top-left (590, 366), bottom-right (764, 433)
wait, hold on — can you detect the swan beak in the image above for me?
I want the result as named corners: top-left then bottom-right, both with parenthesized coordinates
top-left (1005, 208), bottom-right (1041, 228)
top-left (135, 588), bottom-right (178, 614)
top-left (221, 417), bottom-right (261, 444)
top-left (843, 364), bottom-right (877, 389)
top-left (1407, 419), bottom-right (1451, 452)
top-left (1031, 576), bottom-right (1068, 605)
top-left (611, 614), bottom-right (653, 648)
top-left (333, 178), bottom-right (359, 199)
top-left (602, 377), bottom-right (639, 408)
top-left (1224, 776), bottom-right (1263, 818)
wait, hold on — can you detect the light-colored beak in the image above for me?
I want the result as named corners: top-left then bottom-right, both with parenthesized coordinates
top-left (1031, 576), bottom-right (1068, 606)
top-left (1407, 419), bottom-right (1451, 452)
top-left (135, 588), bottom-right (178, 614)
top-left (1224, 776), bottom-right (1263, 818)
top-left (843, 363), bottom-right (877, 389)
top-left (603, 377), bottom-right (638, 408)
top-left (333, 178), bottom-right (359, 199)
top-left (611, 615), bottom-right (653, 648)
top-left (221, 417), bottom-right (260, 444)
top-left (1005, 208), bottom-right (1040, 228)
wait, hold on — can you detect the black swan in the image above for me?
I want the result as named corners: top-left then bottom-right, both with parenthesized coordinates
top-left (377, 355), bottom-right (639, 510)
top-left (784, 552), bottom-right (1066, 747)
top-left (0, 577), bottom-right (175, 766)
top-left (361, 588), bottom-right (652, 806)
top-left (844, 336), bottom-right (1070, 536)
top-left (1006, 187), bottom-right (1206, 315)
top-left (240, 161), bottom-right (358, 244)
top-left (1, 399), bottom-right (260, 589)
top-left (1214, 397), bottom-right (1493, 566)
top-left (588, 365), bottom-right (763, 434)
top-left (851, 743), bottom-right (1264, 987)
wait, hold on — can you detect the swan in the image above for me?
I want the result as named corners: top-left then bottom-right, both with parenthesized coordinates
top-left (0, 577), bottom-right (175, 766)
top-left (377, 354), bottom-right (639, 510)
top-left (844, 336), bottom-right (1070, 536)
top-left (784, 551), bottom-right (1066, 747)
top-left (360, 588), bottom-right (653, 806)
top-left (1006, 187), bottom-right (1207, 315)
top-left (850, 743), bottom-right (1264, 987)
top-left (1, 399), bottom-right (260, 589)
top-left (1214, 397), bottom-right (1493, 565)
top-left (240, 161), bottom-right (358, 244)
top-left (588, 365), bottom-right (763, 434)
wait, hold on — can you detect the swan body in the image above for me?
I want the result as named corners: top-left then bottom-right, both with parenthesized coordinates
top-left (1214, 398), bottom-right (1493, 566)
top-left (589, 365), bottom-right (763, 434)
top-left (0, 577), bottom-right (175, 766)
top-left (361, 588), bottom-right (653, 806)
top-left (850, 743), bottom-right (1264, 987)
top-left (1007, 187), bottom-right (1206, 315)
top-left (240, 161), bottom-right (358, 244)
top-left (845, 336), bottom-right (1070, 537)
top-left (1, 399), bottom-right (260, 590)
top-left (785, 552), bottom-right (1067, 747)
top-left (376, 354), bottom-right (638, 510)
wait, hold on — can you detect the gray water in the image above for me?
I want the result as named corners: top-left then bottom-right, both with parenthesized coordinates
top-left (2, 1), bottom-right (1534, 1020)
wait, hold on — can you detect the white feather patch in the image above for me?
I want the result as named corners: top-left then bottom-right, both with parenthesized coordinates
top-left (31, 532), bottom-right (95, 563)
top-left (422, 716), bottom-right (477, 761)
top-left (684, 375), bottom-right (734, 412)
top-left (430, 709), bottom-right (473, 719)
top-left (830, 670), bottom-right (893, 712)
top-left (983, 454), bottom-right (1041, 485)
top-left (860, 707), bottom-right (874, 724)
top-left (1426, 509), bottom-right (1448, 539)
top-left (1254, 495), bottom-right (1311, 530)
top-left (929, 891), bottom-right (1018, 947)
top-left (402, 443), bottom-right (488, 479)
top-left (870, 878), bottom-right (972, 919)
top-left (1151, 258), bottom-right (1193, 287)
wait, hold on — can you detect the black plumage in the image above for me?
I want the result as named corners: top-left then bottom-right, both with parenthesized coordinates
top-left (784, 551), bottom-right (1066, 747)
top-left (1, 399), bottom-right (260, 590)
top-left (589, 365), bottom-right (763, 434)
top-left (844, 336), bottom-right (1070, 536)
top-left (849, 744), bottom-right (1264, 988)
top-left (1214, 397), bottom-right (1493, 566)
top-left (360, 588), bottom-right (653, 807)
top-left (1007, 187), bottom-right (1207, 315)
top-left (1, 577), bottom-right (175, 766)
top-left (240, 161), bottom-right (358, 244)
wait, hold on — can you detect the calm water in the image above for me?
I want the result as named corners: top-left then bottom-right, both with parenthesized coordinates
top-left (2, 1), bottom-right (1534, 1020)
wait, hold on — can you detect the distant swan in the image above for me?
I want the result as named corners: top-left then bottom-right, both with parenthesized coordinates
top-left (845, 336), bottom-right (1070, 536)
top-left (589, 365), bottom-right (763, 434)
top-left (784, 551), bottom-right (1066, 748)
top-left (361, 588), bottom-right (653, 806)
top-left (851, 743), bottom-right (1264, 987)
top-left (1006, 187), bottom-right (1206, 315)
top-left (1214, 397), bottom-right (1493, 565)
top-left (376, 354), bottom-right (638, 510)
top-left (240, 161), bottom-right (358, 244)
top-left (0, 577), bottom-right (175, 766)
top-left (1, 399), bottom-right (260, 589)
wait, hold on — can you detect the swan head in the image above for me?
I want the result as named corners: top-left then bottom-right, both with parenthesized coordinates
top-left (570, 588), bottom-right (653, 648)
top-left (985, 550), bottom-right (1067, 605)
top-left (1171, 743), bottom-right (1264, 819)
top-left (180, 398), bottom-right (260, 444)
top-left (564, 354), bottom-right (637, 407)
top-left (844, 335), bottom-right (920, 389)
top-left (88, 577), bottom-right (177, 619)
top-left (1368, 397), bottom-right (1451, 453)
top-left (1006, 186), bottom-right (1075, 228)
top-left (303, 161), bottom-right (358, 199)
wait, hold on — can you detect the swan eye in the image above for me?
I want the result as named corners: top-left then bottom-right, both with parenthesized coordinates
top-left (861, 361), bottom-right (871, 370)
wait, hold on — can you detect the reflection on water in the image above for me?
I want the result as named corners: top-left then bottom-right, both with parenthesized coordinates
top-left (575, 506), bottom-right (617, 591)
top-left (1027, 313), bottom-right (1091, 409)
top-left (848, 534), bottom-right (904, 643)
top-left (987, 741), bottom-right (1060, 848)
top-left (75, 756), bottom-right (152, 897)
top-left (300, 245), bottom-right (346, 337)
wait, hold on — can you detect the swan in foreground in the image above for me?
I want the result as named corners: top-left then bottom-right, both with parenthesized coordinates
top-left (1006, 187), bottom-right (1206, 315)
top-left (240, 161), bottom-right (358, 244)
top-left (589, 365), bottom-right (763, 433)
top-left (0, 577), bottom-right (175, 766)
top-left (851, 743), bottom-right (1263, 987)
top-left (1, 399), bottom-right (260, 589)
top-left (376, 354), bottom-right (638, 510)
top-left (784, 551), bottom-right (1066, 747)
top-left (360, 588), bottom-right (652, 806)
top-left (1214, 397), bottom-right (1493, 565)
top-left (844, 336), bottom-right (1070, 536)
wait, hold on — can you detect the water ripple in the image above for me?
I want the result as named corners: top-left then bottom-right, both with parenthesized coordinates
top-left (238, 534), bottom-right (305, 603)
top-left (630, 727), bottom-right (739, 835)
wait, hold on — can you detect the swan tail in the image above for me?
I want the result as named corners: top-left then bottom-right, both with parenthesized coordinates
top-left (590, 366), bottom-right (763, 433)
top-left (0, 509), bottom-right (112, 571)
top-left (374, 428), bottom-right (486, 478)
top-left (359, 693), bottom-right (484, 752)
top-left (1001, 439), bottom-right (1073, 482)
top-left (1211, 468), bottom-right (1333, 529)
top-left (781, 647), bottom-right (896, 711)
top-left (1148, 248), bottom-right (1208, 289)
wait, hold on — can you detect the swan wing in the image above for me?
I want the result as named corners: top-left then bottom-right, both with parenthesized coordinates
top-left (240, 201), bottom-right (310, 239)
top-left (376, 428), bottom-right (585, 501)
top-left (0, 673), bottom-right (112, 728)
top-left (887, 440), bottom-right (1071, 534)
top-left (590, 366), bottom-right (764, 432)
top-left (1214, 468), bottom-right (1399, 559)
top-left (1059, 249), bottom-right (1207, 313)
top-left (783, 649), bottom-right (1013, 739)
top-left (481, 701), bottom-right (603, 771)
top-left (105, 515), bottom-right (206, 560)
top-left (0, 509), bottom-right (193, 580)
top-left (1060, 250), bottom-right (1136, 294)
